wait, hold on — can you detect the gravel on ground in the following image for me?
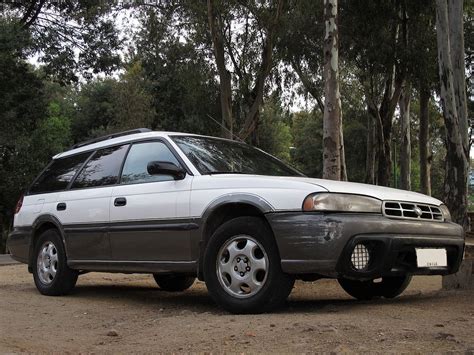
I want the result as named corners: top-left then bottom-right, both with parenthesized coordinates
top-left (0, 264), bottom-right (473, 353)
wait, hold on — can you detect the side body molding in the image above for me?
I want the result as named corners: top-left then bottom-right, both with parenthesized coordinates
top-left (200, 193), bottom-right (275, 222)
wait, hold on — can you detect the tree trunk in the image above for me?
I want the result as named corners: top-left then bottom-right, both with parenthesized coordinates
top-left (435, 0), bottom-right (469, 230)
top-left (207, 0), bottom-right (233, 139)
top-left (379, 73), bottom-right (404, 187)
top-left (322, 0), bottom-right (342, 180)
top-left (419, 86), bottom-right (432, 195)
top-left (448, 0), bottom-right (469, 151)
top-left (340, 126), bottom-right (348, 181)
top-left (238, 0), bottom-right (285, 140)
top-left (365, 113), bottom-right (376, 184)
top-left (399, 82), bottom-right (411, 190)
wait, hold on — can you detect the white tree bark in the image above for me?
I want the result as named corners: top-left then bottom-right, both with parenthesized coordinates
top-left (435, 0), bottom-right (469, 230)
top-left (448, 0), bottom-right (469, 152)
top-left (322, 0), bottom-right (343, 180)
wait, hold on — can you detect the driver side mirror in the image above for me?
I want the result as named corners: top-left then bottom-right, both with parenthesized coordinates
top-left (147, 161), bottom-right (186, 180)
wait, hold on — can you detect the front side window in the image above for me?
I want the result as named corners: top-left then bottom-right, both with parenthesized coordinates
top-left (121, 141), bottom-right (181, 184)
top-left (29, 152), bottom-right (91, 194)
top-left (172, 136), bottom-right (303, 177)
top-left (72, 145), bottom-right (129, 189)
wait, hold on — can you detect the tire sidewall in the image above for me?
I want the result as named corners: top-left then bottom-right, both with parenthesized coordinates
top-left (153, 274), bottom-right (195, 292)
top-left (33, 229), bottom-right (77, 295)
top-left (203, 216), bottom-right (289, 313)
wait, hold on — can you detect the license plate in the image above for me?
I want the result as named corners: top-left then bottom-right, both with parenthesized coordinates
top-left (416, 248), bottom-right (447, 268)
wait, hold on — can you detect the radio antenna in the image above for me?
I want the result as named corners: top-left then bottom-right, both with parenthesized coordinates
top-left (206, 114), bottom-right (245, 143)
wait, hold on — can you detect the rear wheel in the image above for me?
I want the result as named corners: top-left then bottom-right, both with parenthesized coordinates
top-left (153, 274), bottom-right (195, 292)
top-left (338, 275), bottom-right (412, 300)
top-left (33, 229), bottom-right (78, 296)
top-left (203, 216), bottom-right (295, 314)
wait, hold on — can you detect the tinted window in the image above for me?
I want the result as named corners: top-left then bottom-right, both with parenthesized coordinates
top-left (121, 141), bottom-right (181, 184)
top-left (172, 136), bottom-right (303, 177)
top-left (72, 145), bottom-right (128, 189)
top-left (29, 152), bottom-right (91, 194)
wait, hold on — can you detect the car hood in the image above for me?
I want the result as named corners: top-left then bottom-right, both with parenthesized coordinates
top-left (206, 174), bottom-right (443, 206)
top-left (290, 177), bottom-right (443, 205)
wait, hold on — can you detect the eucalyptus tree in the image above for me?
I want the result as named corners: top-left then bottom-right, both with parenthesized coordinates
top-left (341, 0), bottom-right (408, 187)
top-left (322, 0), bottom-right (343, 180)
top-left (205, 0), bottom-right (287, 142)
top-left (435, 0), bottom-right (469, 229)
top-left (277, 0), bottom-right (347, 180)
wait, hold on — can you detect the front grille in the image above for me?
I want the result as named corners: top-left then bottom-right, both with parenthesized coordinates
top-left (383, 201), bottom-right (444, 222)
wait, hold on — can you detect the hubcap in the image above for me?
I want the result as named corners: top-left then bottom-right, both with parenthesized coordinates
top-left (37, 241), bottom-right (58, 285)
top-left (216, 235), bottom-right (269, 298)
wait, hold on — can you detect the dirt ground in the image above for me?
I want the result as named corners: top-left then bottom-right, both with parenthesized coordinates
top-left (0, 264), bottom-right (473, 353)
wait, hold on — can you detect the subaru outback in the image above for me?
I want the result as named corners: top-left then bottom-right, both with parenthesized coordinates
top-left (7, 129), bottom-right (465, 313)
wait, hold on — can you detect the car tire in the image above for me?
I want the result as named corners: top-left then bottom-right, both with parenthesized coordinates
top-left (153, 274), bottom-right (195, 292)
top-left (338, 275), bottom-right (412, 300)
top-left (33, 229), bottom-right (78, 296)
top-left (203, 216), bottom-right (295, 314)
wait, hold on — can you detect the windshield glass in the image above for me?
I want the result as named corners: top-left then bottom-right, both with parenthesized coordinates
top-left (172, 136), bottom-right (304, 177)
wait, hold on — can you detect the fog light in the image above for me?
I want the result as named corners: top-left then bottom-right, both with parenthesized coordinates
top-left (351, 244), bottom-right (370, 270)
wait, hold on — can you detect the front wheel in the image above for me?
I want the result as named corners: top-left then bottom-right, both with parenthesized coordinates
top-left (33, 229), bottom-right (78, 296)
top-left (338, 275), bottom-right (412, 300)
top-left (203, 216), bottom-right (295, 314)
top-left (153, 274), bottom-right (195, 292)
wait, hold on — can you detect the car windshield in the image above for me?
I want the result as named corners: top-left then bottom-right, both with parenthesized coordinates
top-left (172, 136), bottom-right (304, 177)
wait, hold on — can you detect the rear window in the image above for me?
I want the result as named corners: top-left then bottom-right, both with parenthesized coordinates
top-left (29, 152), bottom-right (91, 194)
top-left (71, 145), bottom-right (129, 189)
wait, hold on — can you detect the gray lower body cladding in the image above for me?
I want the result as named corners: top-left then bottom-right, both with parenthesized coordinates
top-left (8, 212), bottom-right (465, 280)
top-left (265, 212), bottom-right (465, 278)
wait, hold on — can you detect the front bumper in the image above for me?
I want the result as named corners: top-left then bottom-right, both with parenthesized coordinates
top-left (266, 212), bottom-right (465, 279)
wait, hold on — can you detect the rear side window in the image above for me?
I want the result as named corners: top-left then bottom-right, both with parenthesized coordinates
top-left (29, 152), bottom-right (91, 194)
top-left (71, 145), bottom-right (129, 189)
top-left (121, 141), bottom-right (181, 184)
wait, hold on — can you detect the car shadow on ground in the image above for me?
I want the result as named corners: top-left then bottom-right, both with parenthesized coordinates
top-left (70, 284), bottom-right (220, 313)
top-left (283, 291), bottom-right (446, 314)
top-left (65, 282), bottom-right (446, 316)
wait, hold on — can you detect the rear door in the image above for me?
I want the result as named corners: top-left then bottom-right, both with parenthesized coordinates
top-left (23, 152), bottom-right (92, 228)
top-left (109, 140), bottom-right (193, 262)
top-left (57, 144), bottom-right (129, 261)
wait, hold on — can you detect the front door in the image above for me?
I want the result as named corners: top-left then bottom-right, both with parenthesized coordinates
top-left (109, 140), bottom-right (193, 262)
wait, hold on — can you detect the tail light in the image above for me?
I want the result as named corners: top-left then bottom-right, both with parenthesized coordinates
top-left (15, 194), bottom-right (24, 214)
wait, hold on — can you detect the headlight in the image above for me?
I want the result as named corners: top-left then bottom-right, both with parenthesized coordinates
top-left (303, 193), bottom-right (382, 213)
top-left (439, 204), bottom-right (452, 221)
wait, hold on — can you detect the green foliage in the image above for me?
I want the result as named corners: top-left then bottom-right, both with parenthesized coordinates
top-left (2, 1), bottom-right (122, 83)
top-left (291, 111), bottom-right (323, 177)
top-left (135, 9), bottom-right (221, 136)
top-left (71, 63), bottom-right (156, 141)
top-left (258, 99), bottom-right (292, 162)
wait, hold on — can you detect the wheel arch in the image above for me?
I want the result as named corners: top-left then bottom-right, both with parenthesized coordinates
top-left (196, 194), bottom-right (279, 280)
top-left (29, 214), bottom-right (67, 271)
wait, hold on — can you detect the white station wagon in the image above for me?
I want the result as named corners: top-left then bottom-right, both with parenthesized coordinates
top-left (7, 129), bottom-right (465, 313)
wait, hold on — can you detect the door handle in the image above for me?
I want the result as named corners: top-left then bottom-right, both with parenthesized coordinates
top-left (114, 197), bottom-right (127, 207)
top-left (56, 202), bottom-right (66, 211)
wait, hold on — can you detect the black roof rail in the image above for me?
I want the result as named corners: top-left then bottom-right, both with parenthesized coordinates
top-left (71, 128), bottom-right (152, 149)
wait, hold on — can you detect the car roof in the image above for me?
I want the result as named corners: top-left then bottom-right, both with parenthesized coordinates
top-left (53, 131), bottom-right (235, 159)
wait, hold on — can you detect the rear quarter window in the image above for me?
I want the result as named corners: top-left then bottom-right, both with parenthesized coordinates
top-left (29, 152), bottom-right (91, 194)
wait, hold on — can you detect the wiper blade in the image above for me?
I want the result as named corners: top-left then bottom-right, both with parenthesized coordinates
top-left (206, 171), bottom-right (247, 175)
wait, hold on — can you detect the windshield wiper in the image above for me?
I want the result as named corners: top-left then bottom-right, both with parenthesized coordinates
top-left (206, 171), bottom-right (248, 175)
